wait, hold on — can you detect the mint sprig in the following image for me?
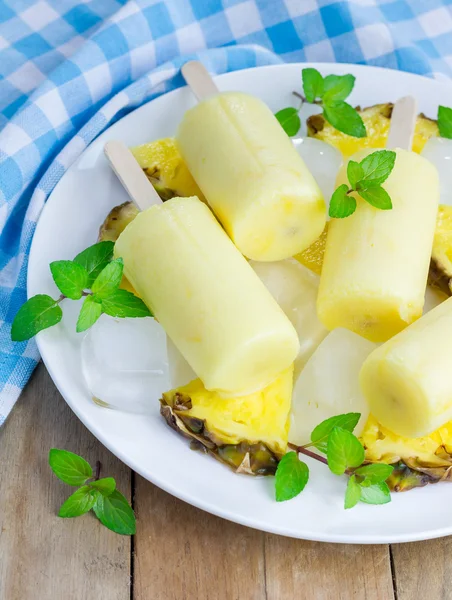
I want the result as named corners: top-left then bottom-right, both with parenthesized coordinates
top-left (49, 448), bottom-right (136, 535)
top-left (275, 413), bottom-right (394, 510)
top-left (438, 105), bottom-right (452, 139)
top-left (11, 241), bottom-right (151, 342)
top-left (275, 67), bottom-right (366, 138)
top-left (329, 150), bottom-right (396, 218)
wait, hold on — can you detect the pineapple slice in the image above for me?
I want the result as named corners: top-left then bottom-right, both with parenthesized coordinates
top-left (294, 223), bottom-right (328, 275)
top-left (131, 138), bottom-right (205, 200)
top-left (307, 103), bottom-right (438, 157)
top-left (160, 365), bottom-right (294, 475)
top-left (429, 204), bottom-right (452, 294)
top-left (361, 415), bottom-right (452, 491)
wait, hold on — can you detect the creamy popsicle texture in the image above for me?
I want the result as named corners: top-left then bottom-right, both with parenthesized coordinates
top-left (176, 92), bottom-right (326, 261)
top-left (115, 196), bottom-right (300, 395)
top-left (360, 296), bottom-right (452, 438)
top-left (317, 148), bottom-right (439, 342)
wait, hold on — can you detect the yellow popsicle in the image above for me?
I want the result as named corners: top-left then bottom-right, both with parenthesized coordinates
top-left (360, 296), bottom-right (452, 437)
top-left (317, 148), bottom-right (439, 342)
top-left (115, 196), bottom-right (299, 395)
top-left (176, 92), bottom-right (326, 261)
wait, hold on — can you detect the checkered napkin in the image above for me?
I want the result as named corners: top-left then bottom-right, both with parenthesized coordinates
top-left (1, 0), bottom-right (452, 426)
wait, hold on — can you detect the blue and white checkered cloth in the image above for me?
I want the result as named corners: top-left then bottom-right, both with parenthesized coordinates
top-left (1, 0), bottom-right (452, 426)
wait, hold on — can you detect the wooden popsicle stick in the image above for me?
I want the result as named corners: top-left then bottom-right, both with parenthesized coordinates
top-left (104, 140), bottom-right (162, 211)
top-left (386, 96), bottom-right (418, 151)
top-left (181, 60), bottom-right (219, 102)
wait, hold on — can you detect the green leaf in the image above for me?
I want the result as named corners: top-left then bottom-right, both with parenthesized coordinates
top-left (90, 477), bottom-right (116, 497)
top-left (310, 413), bottom-right (361, 454)
top-left (11, 295), bottom-right (62, 342)
top-left (302, 67), bottom-right (324, 103)
top-left (347, 160), bottom-right (364, 190)
top-left (76, 295), bottom-right (102, 333)
top-left (49, 260), bottom-right (88, 300)
top-left (358, 185), bottom-right (392, 210)
top-left (360, 481), bottom-right (391, 505)
top-left (74, 241), bottom-right (115, 286)
top-left (92, 258), bottom-right (124, 299)
top-left (274, 107), bottom-right (301, 137)
top-left (327, 427), bottom-right (365, 476)
top-left (275, 452), bottom-right (309, 502)
top-left (344, 475), bottom-right (361, 509)
top-left (49, 448), bottom-right (93, 486)
top-left (58, 486), bottom-right (99, 518)
top-left (438, 105), bottom-right (452, 139)
top-left (323, 74), bottom-right (355, 104)
top-left (355, 463), bottom-right (394, 485)
top-left (93, 490), bottom-right (136, 535)
top-left (358, 150), bottom-right (396, 186)
top-left (323, 101), bottom-right (366, 138)
top-left (329, 184), bottom-right (356, 219)
top-left (101, 289), bottom-right (152, 318)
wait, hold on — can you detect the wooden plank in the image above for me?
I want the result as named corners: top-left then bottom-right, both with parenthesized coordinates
top-left (264, 536), bottom-right (395, 600)
top-left (391, 539), bottom-right (452, 599)
top-left (0, 363), bottom-right (131, 600)
top-left (133, 477), bottom-right (266, 600)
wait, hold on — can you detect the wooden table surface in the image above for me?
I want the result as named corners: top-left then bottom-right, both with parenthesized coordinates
top-left (1, 364), bottom-right (450, 600)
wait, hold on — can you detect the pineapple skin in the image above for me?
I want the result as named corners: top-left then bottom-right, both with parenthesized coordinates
top-left (160, 364), bottom-right (294, 474)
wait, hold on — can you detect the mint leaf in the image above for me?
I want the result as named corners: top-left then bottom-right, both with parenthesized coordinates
top-left (358, 150), bottom-right (396, 187)
top-left (49, 449), bottom-right (93, 486)
top-left (302, 68), bottom-right (324, 103)
top-left (93, 490), bottom-right (136, 535)
top-left (101, 289), bottom-right (152, 318)
top-left (310, 413), bottom-right (361, 454)
top-left (355, 463), bottom-right (394, 485)
top-left (92, 258), bottom-right (124, 299)
top-left (347, 160), bottom-right (363, 190)
top-left (90, 477), bottom-right (116, 497)
top-left (360, 481), bottom-right (391, 505)
top-left (329, 184), bottom-right (356, 219)
top-left (275, 452), bottom-right (309, 502)
top-left (438, 106), bottom-right (452, 139)
top-left (11, 295), bottom-right (62, 342)
top-left (58, 486), bottom-right (99, 518)
top-left (323, 74), bottom-right (355, 104)
top-left (358, 185), bottom-right (392, 210)
top-left (327, 427), bottom-right (365, 475)
top-left (76, 295), bottom-right (102, 333)
top-left (275, 107), bottom-right (301, 137)
top-left (50, 260), bottom-right (88, 300)
top-left (74, 241), bottom-right (114, 286)
top-left (344, 475), bottom-right (361, 509)
top-left (323, 101), bottom-right (366, 138)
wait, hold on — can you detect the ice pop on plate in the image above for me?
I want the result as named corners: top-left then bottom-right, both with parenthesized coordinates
top-left (317, 97), bottom-right (440, 342)
top-left (106, 142), bottom-right (299, 396)
top-left (177, 61), bottom-right (326, 262)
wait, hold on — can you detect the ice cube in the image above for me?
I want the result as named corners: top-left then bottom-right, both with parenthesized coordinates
top-left (421, 137), bottom-right (452, 206)
top-left (292, 137), bottom-right (343, 204)
top-left (81, 315), bottom-right (169, 413)
top-left (289, 328), bottom-right (377, 446)
top-left (250, 258), bottom-right (328, 377)
top-left (166, 336), bottom-right (196, 388)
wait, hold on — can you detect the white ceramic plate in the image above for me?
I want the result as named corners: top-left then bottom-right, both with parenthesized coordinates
top-left (28, 63), bottom-right (452, 544)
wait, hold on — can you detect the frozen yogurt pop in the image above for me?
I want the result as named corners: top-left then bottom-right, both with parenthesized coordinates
top-left (105, 141), bottom-right (300, 396)
top-left (360, 295), bottom-right (452, 437)
top-left (177, 61), bottom-right (326, 262)
top-left (317, 97), bottom-right (439, 342)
